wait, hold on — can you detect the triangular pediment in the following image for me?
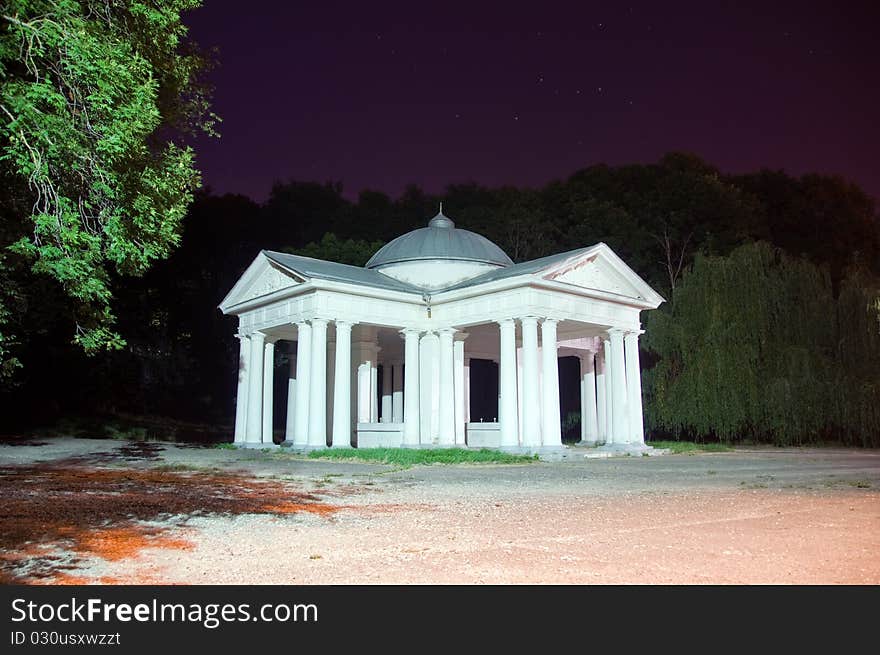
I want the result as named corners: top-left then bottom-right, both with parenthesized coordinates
top-left (219, 253), bottom-right (307, 314)
top-left (540, 244), bottom-right (665, 306)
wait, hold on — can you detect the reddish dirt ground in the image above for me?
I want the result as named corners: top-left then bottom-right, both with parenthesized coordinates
top-left (117, 487), bottom-right (879, 585)
top-left (1, 440), bottom-right (878, 584)
top-left (0, 463), bottom-right (338, 584)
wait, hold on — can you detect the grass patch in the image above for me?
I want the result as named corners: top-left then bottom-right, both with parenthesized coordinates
top-left (306, 447), bottom-right (538, 467)
top-left (213, 443), bottom-right (236, 450)
top-left (152, 463), bottom-right (203, 472)
top-left (648, 441), bottom-right (734, 455)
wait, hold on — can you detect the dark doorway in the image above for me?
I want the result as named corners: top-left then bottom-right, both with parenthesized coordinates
top-left (468, 359), bottom-right (499, 422)
top-left (558, 356), bottom-right (581, 443)
top-left (272, 340), bottom-right (296, 439)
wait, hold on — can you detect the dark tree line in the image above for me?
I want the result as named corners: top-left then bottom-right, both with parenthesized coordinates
top-left (3, 153), bottom-right (879, 444)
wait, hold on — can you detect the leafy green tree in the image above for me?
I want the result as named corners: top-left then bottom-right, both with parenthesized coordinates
top-left (730, 170), bottom-right (880, 285)
top-left (644, 242), bottom-right (880, 446)
top-left (263, 181), bottom-right (349, 249)
top-left (561, 154), bottom-right (761, 295)
top-left (0, 0), bottom-right (216, 370)
top-left (287, 232), bottom-right (385, 267)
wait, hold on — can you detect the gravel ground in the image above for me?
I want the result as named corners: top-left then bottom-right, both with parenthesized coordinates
top-left (2, 437), bottom-right (878, 584)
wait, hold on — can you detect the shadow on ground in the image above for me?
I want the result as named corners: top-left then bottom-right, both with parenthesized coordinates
top-left (0, 456), bottom-right (340, 584)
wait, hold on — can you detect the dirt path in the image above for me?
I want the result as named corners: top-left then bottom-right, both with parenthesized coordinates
top-left (1, 438), bottom-right (878, 584)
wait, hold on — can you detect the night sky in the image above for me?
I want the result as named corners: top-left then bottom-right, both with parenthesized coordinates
top-left (183, 1), bottom-right (880, 203)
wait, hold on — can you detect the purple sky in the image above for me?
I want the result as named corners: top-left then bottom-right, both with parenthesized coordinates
top-left (183, 1), bottom-right (880, 203)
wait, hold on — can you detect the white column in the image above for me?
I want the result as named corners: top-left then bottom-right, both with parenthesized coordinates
top-left (326, 331), bottom-right (335, 437)
top-left (284, 351), bottom-right (296, 442)
top-left (245, 332), bottom-right (265, 443)
top-left (233, 334), bottom-right (250, 443)
top-left (437, 328), bottom-right (456, 445)
top-left (580, 352), bottom-right (599, 444)
top-left (332, 321), bottom-right (352, 447)
top-left (357, 360), bottom-right (371, 423)
top-left (516, 348), bottom-right (523, 440)
top-left (595, 348), bottom-right (606, 443)
top-left (402, 329), bottom-right (420, 445)
top-left (499, 320), bottom-right (519, 447)
top-left (419, 331), bottom-right (435, 443)
top-left (603, 337), bottom-right (614, 444)
top-left (453, 337), bottom-right (466, 446)
top-left (353, 337), bottom-right (377, 424)
top-left (625, 331), bottom-right (646, 445)
top-left (308, 319), bottom-right (328, 447)
top-left (261, 339), bottom-right (275, 444)
top-left (370, 361), bottom-right (379, 422)
top-left (429, 334), bottom-right (440, 441)
top-left (520, 317), bottom-right (541, 447)
top-left (463, 356), bottom-right (471, 423)
top-left (609, 328), bottom-right (629, 444)
top-left (381, 364), bottom-right (392, 423)
top-left (391, 362), bottom-right (404, 423)
top-left (580, 372), bottom-right (585, 442)
top-left (540, 319), bottom-right (562, 447)
top-left (292, 323), bottom-right (311, 446)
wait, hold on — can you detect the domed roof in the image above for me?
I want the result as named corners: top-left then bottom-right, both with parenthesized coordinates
top-left (365, 207), bottom-right (513, 269)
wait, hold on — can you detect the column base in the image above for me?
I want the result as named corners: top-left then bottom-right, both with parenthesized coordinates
top-left (587, 443), bottom-right (668, 458)
top-left (238, 441), bottom-right (280, 450)
top-left (401, 442), bottom-right (439, 449)
top-left (495, 445), bottom-right (570, 461)
top-left (279, 441), bottom-right (329, 452)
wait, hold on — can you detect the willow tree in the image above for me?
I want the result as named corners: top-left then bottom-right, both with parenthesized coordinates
top-left (834, 269), bottom-right (880, 445)
top-left (644, 241), bottom-right (880, 446)
top-left (0, 1), bottom-right (216, 379)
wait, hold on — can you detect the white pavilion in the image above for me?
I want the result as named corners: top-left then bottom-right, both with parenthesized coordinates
top-left (219, 208), bottom-right (664, 452)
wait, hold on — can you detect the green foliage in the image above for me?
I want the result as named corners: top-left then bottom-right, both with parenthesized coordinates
top-left (561, 411), bottom-right (580, 433)
top-left (0, 1), bottom-right (215, 356)
top-left (287, 232), bottom-right (385, 267)
top-left (646, 440), bottom-right (734, 454)
top-left (0, 252), bottom-right (23, 381)
top-left (4, 150), bottom-right (878, 445)
top-left (306, 447), bottom-right (538, 467)
top-left (644, 242), bottom-right (880, 446)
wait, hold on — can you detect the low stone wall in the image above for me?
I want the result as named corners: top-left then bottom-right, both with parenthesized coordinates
top-left (356, 422), bottom-right (404, 448)
top-left (466, 422), bottom-right (501, 448)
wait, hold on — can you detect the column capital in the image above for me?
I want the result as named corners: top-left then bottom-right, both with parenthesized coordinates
top-left (454, 331), bottom-right (469, 342)
top-left (541, 317), bottom-right (559, 326)
top-left (311, 317), bottom-right (329, 327)
top-left (520, 316), bottom-right (539, 326)
top-left (399, 327), bottom-right (421, 338)
top-left (333, 320), bottom-right (355, 330)
top-left (624, 328), bottom-right (645, 338)
top-left (250, 330), bottom-right (267, 343)
top-left (235, 331), bottom-right (249, 341)
top-left (606, 327), bottom-right (626, 337)
top-left (437, 327), bottom-right (457, 337)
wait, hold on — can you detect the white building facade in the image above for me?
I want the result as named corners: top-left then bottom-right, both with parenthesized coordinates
top-left (219, 209), bottom-right (664, 452)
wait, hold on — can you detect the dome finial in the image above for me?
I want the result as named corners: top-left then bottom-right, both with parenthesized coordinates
top-left (428, 202), bottom-right (455, 228)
